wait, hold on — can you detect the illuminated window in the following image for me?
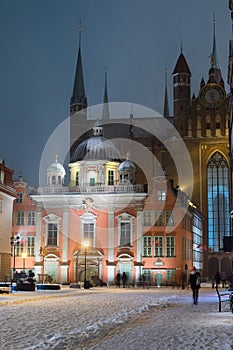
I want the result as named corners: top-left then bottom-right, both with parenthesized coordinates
top-left (120, 222), bottom-right (131, 246)
top-left (157, 190), bottom-right (166, 201)
top-left (27, 236), bottom-right (35, 256)
top-left (16, 193), bottom-right (23, 204)
top-left (207, 152), bottom-right (229, 251)
top-left (142, 236), bottom-right (152, 257)
top-left (27, 212), bottom-right (35, 225)
top-left (75, 171), bottom-right (79, 186)
top-left (154, 236), bottom-right (164, 257)
top-left (166, 236), bottom-right (175, 257)
top-left (48, 223), bottom-right (58, 246)
top-left (143, 211), bottom-right (152, 227)
top-left (108, 170), bottom-right (114, 185)
top-left (16, 211), bottom-right (24, 225)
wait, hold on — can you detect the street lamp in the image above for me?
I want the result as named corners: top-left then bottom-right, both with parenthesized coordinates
top-left (10, 235), bottom-right (20, 274)
top-left (83, 241), bottom-right (89, 289)
top-left (22, 252), bottom-right (27, 271)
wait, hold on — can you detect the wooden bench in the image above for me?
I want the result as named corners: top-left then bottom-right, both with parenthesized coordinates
top-left (216, 287), bottom-right (233, 312)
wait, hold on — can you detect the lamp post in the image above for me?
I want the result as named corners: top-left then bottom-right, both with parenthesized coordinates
top-left (83, 241), bottom-right (89, 289)
top-left (10, 235), bottom-right (20, 274)
top-left (22, 252), bottom-right (27, 271)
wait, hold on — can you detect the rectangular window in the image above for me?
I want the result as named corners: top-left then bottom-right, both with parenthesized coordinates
top-left (83, 223), bottom-right (94, 246)
top-left (16, 193), bottom-right (23, 204)
top-left (120, 222), bottom-right (131, 246)
top-left (166, 269), bottom-right (176, 283)
top-left (89, 178), bottom-right (95, 186)
top-left (108, 170), bottom-right (114, 185)
top-left (47, 223), bottom-right (58, 246)
top-left (154, 211), bottom-right (164, 227)
top-left (27, 211), bottom-right (35, 225)
top-left (165, 211), bottom-right (175, 227)
top-left (154, 236), bottom-right (164, 257)
top-left (166, 236), bottom-right (175, 257)
top-left (157, 190), bottom-right (166, 201)
top-left (0, 199), bottom-right (2, 213)
top-left (15, 244), bottom-right (24, 257)
top-left (182, 237), bottom-right (186, 260)
top-left (16, 211), bottom-right (24, 226)
top-left (143, 211), bottom-right (152, 227)
top-left (27, 236), bottom-right (35, 256)
top-left (142, 236), bottom-right (152, 257)
top-left (143, 270), bottom-right (152, 283)
top-left (76, 171), bottom-right (79, 186)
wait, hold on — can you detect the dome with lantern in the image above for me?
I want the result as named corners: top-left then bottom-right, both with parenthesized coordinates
top-left (72, 120), bottom-right (121, 162)
top-left (118, 154), bottom-right (136, 184)
top-left (47, 156), bottom-right (66, 186)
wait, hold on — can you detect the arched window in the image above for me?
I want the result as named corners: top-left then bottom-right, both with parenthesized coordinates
top-left (207, 152), bottom-right (229, 252)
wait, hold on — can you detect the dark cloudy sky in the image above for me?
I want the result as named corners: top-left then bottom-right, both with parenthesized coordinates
top-left (0, 0), bottom-right (230, 186)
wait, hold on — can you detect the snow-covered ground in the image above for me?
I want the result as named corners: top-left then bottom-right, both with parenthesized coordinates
top-left (0, 286), bottom-right (232, 350)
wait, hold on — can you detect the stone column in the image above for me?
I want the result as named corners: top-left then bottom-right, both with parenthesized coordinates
top-left (60, 207), bottom-right (69, 284)
top-left (35, 207), bottom-right (42, 263)
top-left (108, 208), bottom-right (115, 263)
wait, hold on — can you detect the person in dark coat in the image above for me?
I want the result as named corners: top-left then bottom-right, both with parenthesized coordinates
top-left (116, 272), bottom-right (121, 287)
top-left (189, 266), bottom-right (201, 305)
top-left (214, 271), bottom-right (221, 288)
top-left (121, 272), bottom-right (127, 288)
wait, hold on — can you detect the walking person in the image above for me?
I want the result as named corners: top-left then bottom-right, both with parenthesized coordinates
top-left (122, 272), bottom-right (127, 288)
top-left (214, 271), bottom-right (221, 289)
top-left (189, 266), bottom-right (201, 305)
top-left (115, 272), bottom-right (121, 287)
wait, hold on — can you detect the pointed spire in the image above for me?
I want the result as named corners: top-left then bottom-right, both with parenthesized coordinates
top-left (70, 19), bottom-right (87, 114)
top-left (208, 14), bottom-right (223, 84)
top-left (211, 13), bottom-right (219, 68)
top-left (102, 66), bottom-right (110, 119)
top-left (163, 64), bottom-right (170, 118)
top-left (172, 47), bottom-right (191, 75)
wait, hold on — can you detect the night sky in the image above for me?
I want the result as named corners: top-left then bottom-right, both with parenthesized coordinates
top-left (0, 0), bottom-right (230, 187)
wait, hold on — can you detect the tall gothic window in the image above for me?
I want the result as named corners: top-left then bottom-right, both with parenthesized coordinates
top-left (207, 152), bottom-right (230, 252)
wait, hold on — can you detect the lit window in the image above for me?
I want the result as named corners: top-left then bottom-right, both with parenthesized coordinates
top-left (16, 193), bottom-right (23, 204)
top-left (27, 236), bottom-right (35, 256)
top-left (142, 236), bottom-right (152, 257)
top-left (75, 171), bottom-right (79, 186)
top-left (165, 211), bottom-right (175, 227)
top-left (154, 211), bottom-right (164, 227)
top-left (157, 190), bottom-right (166, 201)
top-left (166, 236), bottom-right (175, 257)
top-left (48, 223), bottom-right (58, 246)
top-left (28, 212), bottom-right (35, 226)
top-left (120, 222), bottom-right (131, 246)
top-left (154, 236), bottom-right (164, 257)
top-left (207, 152), bottom-right (229, 251)
top-left (83, 223), bottom-right (94, 246)
top-left (16, 211), bottom-right (24, 225)
top-left (108, 170), bottom-right (114, 185)
top-left (143, 211), bottom-right (152, 227)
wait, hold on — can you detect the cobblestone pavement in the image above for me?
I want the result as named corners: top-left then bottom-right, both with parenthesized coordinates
top-left (0, 286), bottom-right (232, 350)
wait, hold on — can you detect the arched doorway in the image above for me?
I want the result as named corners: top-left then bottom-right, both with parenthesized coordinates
top-left (44, 255), bottom-right (59, 283)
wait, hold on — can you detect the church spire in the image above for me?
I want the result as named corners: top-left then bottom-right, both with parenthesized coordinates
top-left (208, 14), bottom-right (222, 84)
top-left (70, 20), bottom-right (87, 115)
top-left (102, 66), bottom-right (110, 119)
top-left (163, 64), bottom-right (170, 118)
top-left (211, 14), bottom-right (219, 68)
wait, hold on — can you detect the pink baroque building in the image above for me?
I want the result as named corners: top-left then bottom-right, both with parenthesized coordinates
top-left (12, 122), bottom-right (204, 286)
top-left (0, 159), bottom-right (17, 280)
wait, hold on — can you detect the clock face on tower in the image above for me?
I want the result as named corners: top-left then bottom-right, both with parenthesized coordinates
top-left (199, 83), bottom-right (226, 108)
